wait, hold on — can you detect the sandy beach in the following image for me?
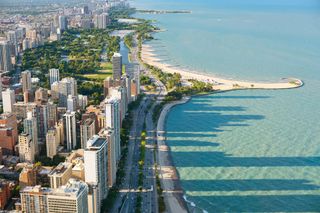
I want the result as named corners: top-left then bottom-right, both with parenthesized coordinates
top-left (142, 44), bottom-right (303, 91)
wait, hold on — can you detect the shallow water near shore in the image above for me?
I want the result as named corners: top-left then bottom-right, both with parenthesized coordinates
top-left (133, 0), bottom-right (320, 212)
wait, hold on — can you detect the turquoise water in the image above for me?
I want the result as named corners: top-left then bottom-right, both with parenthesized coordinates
top-left (134, 0), bottom-right (320, 212)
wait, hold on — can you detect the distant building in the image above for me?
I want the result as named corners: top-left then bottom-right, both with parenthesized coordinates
top-left (84, 136), bottom-right (108, 210)
top-left (58, 16), bottom-right (68, 31)
top-left (112, 53), bottom-right (122, 81)
top-left (0, 40), bottom-right (13, 72)
top-left (94, 13), bottom-right (110, 29)
top-left (49, 68), bottom-right (60, 86)
top-left (2, 88), bottom-right (15, 113)
top-left (48, 162), bottom-right (72, 189)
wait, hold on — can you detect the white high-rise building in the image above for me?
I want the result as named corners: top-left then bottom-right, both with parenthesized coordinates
top-left (112, 53), bottom-right (122, 81)
top-left (2, 88), bottom-right (15, 113)
top-left (109, 86), bottom-right (127, 122)
top-left (84, 136), bottom-right (108, 211)
top-left (105, 97), bottom-right (121, 161)
top-left (24, 112), bottom-right (38, 154)
top-left (63, 111), bottom-right (77, 151)
top-left (0, 40), bottom-right (13, 72)
top-left (49, 68), bottom-right (60, 85)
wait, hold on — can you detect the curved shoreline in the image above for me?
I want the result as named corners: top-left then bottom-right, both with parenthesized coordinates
top-left (147, 39), bottom-right (304, 212)
top-left (156, 97), bottom-right (191, 213)
top-left (142, 44), bottom-right (304, 91)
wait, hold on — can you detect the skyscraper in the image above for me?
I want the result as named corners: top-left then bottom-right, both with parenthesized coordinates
top-left (49, 68), bottom-right (60, 86)
top-left (84, 136), bottom-right (108, 210)
top-left (63, 111), bottom-right (77, 151)
top-left (2, 89), bottom-right (15, 113)
top-left (24, 112), bottom-right (38, 155)
top-left (105, 97), bottom-right (121, 161)
top-left (112, 53), bottom-right (122, 81)
top-left (0, 40), bottom-right (13, 72)
top-left (21, 70), bottom-right (32, 93)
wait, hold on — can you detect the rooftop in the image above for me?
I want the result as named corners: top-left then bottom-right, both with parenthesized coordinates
top-left (48, 162), bottom-right (71, 177)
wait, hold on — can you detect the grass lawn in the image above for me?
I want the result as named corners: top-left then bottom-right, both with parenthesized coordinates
top-left (83, 72), bottom-right (112, 80)
top-left (100, 62), bottom-right (113, 70)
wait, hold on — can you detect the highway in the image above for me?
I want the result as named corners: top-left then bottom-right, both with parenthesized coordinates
top-left (113, 35), bottom-right (167, 213)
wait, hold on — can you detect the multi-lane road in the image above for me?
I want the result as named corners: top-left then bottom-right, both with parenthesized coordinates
top-left (113, 36), bottom-right (167, 213)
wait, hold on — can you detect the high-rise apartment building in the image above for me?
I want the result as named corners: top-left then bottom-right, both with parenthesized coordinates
top-left (84, 136), bottom-right (108, 210)
top-left (105, 97), bottom-right (121, 161)
top-left (63, 111), bottom-right (77, 151)
top-left (0, 40), bottom-right (13, 72)
top-left (18, 133), bottom-right (35, 163)
top-left (59, 77), bottom-right (77, 108)
top-left (58, 16), bottom-right (68, 31)
top-left (80, 118), bottom-right (96, 149)
top-left (49, 68), bottom-right (60, 86)
top-left (99, 128), bottom-right (116, 187)
top-left (24, 112), bottom-right (38, 155)
top-left (112, 53), bottom-right (122, 81)
top-left (67, 95), bottom-right (77, 112)
top-left (36, 104), bottom-right (48, 141)
top-left (2, 89), bottom-right (15, 113)
top-left (21, 71), bottom-right (32, 93)
top-left (46, 129), bottom-right (59, 158)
